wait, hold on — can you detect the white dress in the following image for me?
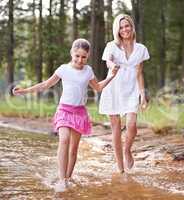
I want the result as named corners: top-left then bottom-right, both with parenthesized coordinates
top-left (99, 41), bottom-right (150, 115)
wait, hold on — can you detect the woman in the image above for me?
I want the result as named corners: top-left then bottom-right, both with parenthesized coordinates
top-left (99, 14), bottom-right (150, 173)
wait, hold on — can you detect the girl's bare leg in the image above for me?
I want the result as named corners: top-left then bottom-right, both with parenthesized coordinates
top-left (110, 115), bottom-right (124, 173)
top-left (57, 127), bottom-right (71, 181)
top-left (66, 130), bottom-right (81, 178)
top-left (124, 113), bottom-right (137, 169)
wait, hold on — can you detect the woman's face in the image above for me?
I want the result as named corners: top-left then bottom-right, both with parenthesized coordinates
top-left (119, 19), bottom-right (132, 40)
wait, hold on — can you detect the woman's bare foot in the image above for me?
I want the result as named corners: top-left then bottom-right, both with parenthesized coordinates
top-left (123, 150), bottom-right (134, 170)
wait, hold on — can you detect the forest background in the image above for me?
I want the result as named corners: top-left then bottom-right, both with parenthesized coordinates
top-left (0, 0), bottom-right (184, 131)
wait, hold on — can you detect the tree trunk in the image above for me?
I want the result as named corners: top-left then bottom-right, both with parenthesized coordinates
top-left (131, 0), bottom-right (144, 42)
top-left (36, 0), bottom-right (43, 84)
top-left (31, 0), bottom-right (37, 77)
top-left (182, 27), bottom-right (184, 78)
top-left (90, 0), bottom-right (106, 79)
top-left (47, 0), bottom-right (54, 77)
top-left (72, 0), bottom-right (78, 40)
top-left (7, 0), bottom-right (14, 94)
top-left (106, 0), bottom-right (113, 42)
top-left (59, 0), bottom-right (65, 44)
top-left (45, 0), bottom-right (55, 99)
top-left (159, 0), bottom-right (166, 88)
top-left (181, 1), bottom-right (184, 78)
top-left (35, 0), bottom-right (43, 99)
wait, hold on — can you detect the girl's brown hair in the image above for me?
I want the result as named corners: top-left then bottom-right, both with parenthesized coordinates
top-left (71, 38), bottom-right (91, 53)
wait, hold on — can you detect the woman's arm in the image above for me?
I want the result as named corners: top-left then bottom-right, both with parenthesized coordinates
top-left (136, 62), bottom-right (147, 109)
top-left (106, 55), bottom-right (120, 70)
top-left (13, 73), bottom-right (60, 95)
top-left (106, 60), bottom-right (117, 69)
top-left (89, 68), bottom-right (119, 92)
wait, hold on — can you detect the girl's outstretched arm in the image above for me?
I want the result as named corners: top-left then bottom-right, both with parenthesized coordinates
top-left (89, 67), bottom-right (119, 92)
top-left (13, 74), bottom-right (60, 95)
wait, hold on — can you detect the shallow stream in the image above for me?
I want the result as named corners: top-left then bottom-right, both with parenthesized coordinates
top-left (0, 128), bottom-right (183, 200)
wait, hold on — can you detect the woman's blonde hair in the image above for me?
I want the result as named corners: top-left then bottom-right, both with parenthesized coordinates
top-left (113, 14), bottom-right (136, 45)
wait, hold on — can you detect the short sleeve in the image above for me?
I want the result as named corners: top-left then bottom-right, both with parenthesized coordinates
top-left (141, 46), bottom-right (150, 62)
top-left (102, 42), bottom-right (114, 61)
top-left (54, 65), bottom-right (64, 79)
top-left (88, 66), bottom-right (95, 80)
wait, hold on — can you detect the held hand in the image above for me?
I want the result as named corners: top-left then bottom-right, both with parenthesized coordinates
top-left (12, 87), bottom-right (27, 96)
top-left (140, 95), bottom-right (148, 111)
top-left (109, 65), bottom-right (120, 78)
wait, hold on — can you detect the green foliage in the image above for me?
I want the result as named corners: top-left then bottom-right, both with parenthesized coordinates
top-left (143, 0), bottom-right (184, 92)
top-left (0, 96), bottom-right (57, 118)
top-left (0, 0), bottom-right (184, 100)
top-left (0, 97), bottom-right (108, 123)
top-left (138, 100), bottom-right (184, 132)
top-left (78, 5), bottom-right (91, 38)
top-left (1, 97), bottom-right (184, 135)
top-left (115, 0), bottom-right (131, 15)
top-left (87, 102), bottom-right (108, 123)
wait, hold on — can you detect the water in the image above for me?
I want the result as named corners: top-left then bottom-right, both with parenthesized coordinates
top-left (0, 127), bottom-right (184, 200)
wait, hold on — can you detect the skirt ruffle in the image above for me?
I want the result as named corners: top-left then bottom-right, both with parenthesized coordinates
top-left (53, 103), bottom-right (91, 135)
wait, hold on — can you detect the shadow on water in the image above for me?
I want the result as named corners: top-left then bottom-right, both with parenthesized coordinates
top-left (0, 127), bottom-right (183, 200)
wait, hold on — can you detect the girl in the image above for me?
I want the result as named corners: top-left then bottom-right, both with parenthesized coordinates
top-left (99, 14), bottom-right (150, 173)
top-left (13, 38), bottom-right (119, 192)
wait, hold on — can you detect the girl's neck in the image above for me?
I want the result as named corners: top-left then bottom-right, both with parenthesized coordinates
top-left (70, 62), bottom-right (84, 70)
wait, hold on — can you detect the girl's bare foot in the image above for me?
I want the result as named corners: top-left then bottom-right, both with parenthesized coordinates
top-left (54, 179), bottom-right (68, 192)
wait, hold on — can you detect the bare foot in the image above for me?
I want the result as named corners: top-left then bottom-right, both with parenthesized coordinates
top-left (67, 177), bottom-right (76, 187)
top-left (54, 179), bottom-right (68, 192)
top-left (124, 150), bottom-right (134, 170)
top-left (119, 169), bottom-right (124, 174)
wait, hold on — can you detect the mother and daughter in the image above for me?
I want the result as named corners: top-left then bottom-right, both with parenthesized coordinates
top-left (13, 14), bottom-right (149, 192)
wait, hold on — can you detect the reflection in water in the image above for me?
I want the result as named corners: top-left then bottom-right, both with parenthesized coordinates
top-left (0, 128), bottom-right (184, 200)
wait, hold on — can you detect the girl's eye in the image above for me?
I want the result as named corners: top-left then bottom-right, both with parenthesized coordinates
top-left (75, 55), bottom-right (87, 59)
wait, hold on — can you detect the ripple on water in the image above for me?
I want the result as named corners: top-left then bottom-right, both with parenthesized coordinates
top-left (0, 128), bottom-right (184, 200)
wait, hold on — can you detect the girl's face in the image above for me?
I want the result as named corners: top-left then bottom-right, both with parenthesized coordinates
top-left (71, 48), bottom-right (89, 69)
top-left (119, 19), bottom-right (132, 40)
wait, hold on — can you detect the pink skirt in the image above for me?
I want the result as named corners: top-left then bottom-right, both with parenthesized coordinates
top-left (53, 103), bottom-right (92, 135)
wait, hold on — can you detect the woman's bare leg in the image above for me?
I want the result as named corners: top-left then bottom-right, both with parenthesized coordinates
top-left (110, 115), bottom-right (124, 172)
top-left (66, 130), bottom-right (81, 178)
top-left (57, 127), bottom-right (71, 181)
top-left (124, 113), bottom-right (137, 170)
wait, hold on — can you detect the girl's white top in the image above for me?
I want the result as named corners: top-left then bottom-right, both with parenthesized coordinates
top-left (99, 41), bottom-right (150, 115)
top-left (55, 64), bottom-right (94, 106)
